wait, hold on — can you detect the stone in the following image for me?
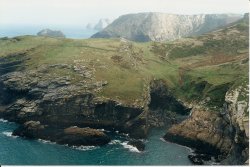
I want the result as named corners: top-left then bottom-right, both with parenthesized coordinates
top-left (128, 140), bottom-right (145, 151)
top-left (13, 122), bottom-right (111, 146)
top-left (58, 127), bottom-right (111, 146)
top-left (188, 154), bottom-right (204, 165)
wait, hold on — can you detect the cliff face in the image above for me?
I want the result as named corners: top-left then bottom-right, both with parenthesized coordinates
top-left (94, 19), bottom-right (112, 31)
top-left (222, 85), bottom-right (249, 164)
top-left (0, 71), bottom-right (148, 139)
top-left (164, 106), bottom-right (233, 155)
top-left (91, 13), bottom-right (242, 42)
top-left (164, 84), bottom-right (249, 164)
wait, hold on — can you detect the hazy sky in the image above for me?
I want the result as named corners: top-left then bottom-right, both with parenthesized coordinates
top-left (0, 0), bottom-right (249, 26)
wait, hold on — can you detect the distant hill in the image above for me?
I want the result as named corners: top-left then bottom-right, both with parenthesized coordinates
top-left (94, 19), bottom-right (112, 30)
top-left (86, 19), bottom-right (112, 31)
top-left (37, 29), bottom-right (65, 38)
top-left (91, 12), bottom-right (242, 42)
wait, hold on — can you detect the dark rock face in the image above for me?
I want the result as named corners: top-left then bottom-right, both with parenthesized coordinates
top-left (57, 127), bottom-right (111, 146)
top-left (128, 140), bottom-right (145, 151)
top-left (0, 51), bottom-right (148, 140)
top-left (37, 29), bottom-right (65, 38)
top-left (13, 121), bottom-right (111, 146)
top-left (188, 153), bottom-right (212, 165)
top-left (13, 121), bottom-right (46, 139)
top-left (0, 65), bottom-right (148, 141)
top-left (148, 80), bottom-right (190, 128)
top-left (163, 109), bottom-right (233, 156)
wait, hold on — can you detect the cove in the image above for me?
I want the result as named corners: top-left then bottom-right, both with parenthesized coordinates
top-left (0, 119), bottom-right (192, 165)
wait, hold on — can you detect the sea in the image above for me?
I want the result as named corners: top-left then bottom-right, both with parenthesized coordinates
top-left (0, 25), bottom-right (98, 39)
top-left (0, 118), bottom-right (192, 165)
top-left (0, 27), bottom-right (192, 165)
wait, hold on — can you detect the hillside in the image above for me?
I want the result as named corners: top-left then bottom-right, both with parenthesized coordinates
top-left (91, 12), bottom-right (242, 42)
top-left (0, 16), bottom-right (248, 164)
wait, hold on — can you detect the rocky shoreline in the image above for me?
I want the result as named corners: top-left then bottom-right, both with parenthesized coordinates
top-left (163, 88), bottom-right (249, 165)
top-left (13, 121), bottom-right (111, 146)
top-left (0, 56), bottom-right (188, 148)
top-left (0, 51), bottom-right (248, 164)
top-left (0, 73), bottom-right (248, 164)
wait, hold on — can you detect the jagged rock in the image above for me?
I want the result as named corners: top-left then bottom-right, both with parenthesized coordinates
top-left (13, 121), bottom-right (45, 138)
top-left (164, 108), bottom-right (233, 155)
top-left (221, 85), bottom-right (249, 164)
top-left (93, 18), bottom-right (111, 31)
top-left (57, 127), bottom-right (111, 146)
top-left (188, 153), bottom-right (213, 165)
top-left (188, 154), bottom-right (204, 165)
top-left (128, 140), bottom-right (145, 151)
top-left (13, 122), bottom-right (111, 146)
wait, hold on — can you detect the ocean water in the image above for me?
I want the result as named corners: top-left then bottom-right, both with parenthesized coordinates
top-left (0, 119), bottom-right (192, 165)
top-left (0, 26), bottom-right (192, 165)
top-left (0, 25), bottom-right (97, 39)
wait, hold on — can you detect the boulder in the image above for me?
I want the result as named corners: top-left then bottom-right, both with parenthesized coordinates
top-left (57, 127), bottom-right (111, 146)
top-left (128, 140), bottom-right (145, 151)
top-left (13, 122), bottom-right (111, 146)
top-left (13, 121), bottom-right (45, 138)
top-left (188, 154), bottom-right (204, 165)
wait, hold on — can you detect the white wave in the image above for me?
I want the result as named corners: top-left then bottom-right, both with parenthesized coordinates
top-left (97, 128), bottom-right (105, 132)
top-left (38, 139), bottom-right (56, 144)
top-left (115, 130), bottom-right (119, 133)
top-left (109, 139), bottom-right (122, 145)
top-left (121, 141), bottom-right (140, 153)
top-left (2, 131), bottom-right (18, 138)
top-left (160, 137), bottom-right (193, 152)
top-left (71, 145), bottom-right (97, 151)
top-left (121, 133), bottom-right (129, 137)
top-left (0, 118), bottom-right (8, 123)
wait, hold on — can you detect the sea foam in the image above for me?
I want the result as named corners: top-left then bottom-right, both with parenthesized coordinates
top-left (2, 131), bottom-right (18, 138)
top-left (109, 139), bottom-right (122, 145)
top-left (121, 141), bottom-right (140, 153)
top-left (71, 145), bottom-right (97, 151)
top-left (38, 139), bottom-right (56, 145)
top-left (0, 118), bottom-right (8, 123)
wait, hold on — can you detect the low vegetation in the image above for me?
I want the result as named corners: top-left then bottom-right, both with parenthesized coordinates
top-left (0, 18), bottom-right (248, 109)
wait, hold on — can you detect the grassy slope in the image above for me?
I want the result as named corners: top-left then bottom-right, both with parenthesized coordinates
top-left (0, 18), bottom-right (248, 108)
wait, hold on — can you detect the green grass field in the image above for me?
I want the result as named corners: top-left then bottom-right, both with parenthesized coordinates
top-left (0, 18), bottom-right (248, 108)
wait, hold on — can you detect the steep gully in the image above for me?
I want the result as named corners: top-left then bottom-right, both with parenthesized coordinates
top-left (0, 53), bottom-right (247, 165)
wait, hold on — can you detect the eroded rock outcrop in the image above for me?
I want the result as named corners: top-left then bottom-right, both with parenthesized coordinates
top-left (221, 85), bottom-right (249, 165)
top-left (164, 84), bottom-right (249, 164)
top-left (128, 140), bottom-right (145, 151)
top-left (13, 121), bottom-right (111, 146)
top-left (164, 107), bottom-right (233, 156)
top-left (148, 79), bottom-right (190, 128)
top-left (0, 61), bottom-right (149, 143)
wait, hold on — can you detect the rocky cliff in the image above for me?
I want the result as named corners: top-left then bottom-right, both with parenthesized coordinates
top-left (164, 83), bottom-right (249, 164)
top-left (0, 16), bottom-right (248, 164)
top-left (162, 16), bottom-right (249, 164)
top-left (91, 13), bottom-right (242, 42)
top-left (94, 19), bottom-right (112, 31)
top-left (0, 57), bottom-right (189, 145)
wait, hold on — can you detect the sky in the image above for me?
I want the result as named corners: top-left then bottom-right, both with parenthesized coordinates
top-left (0, 0), bottom-right (249, 26)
